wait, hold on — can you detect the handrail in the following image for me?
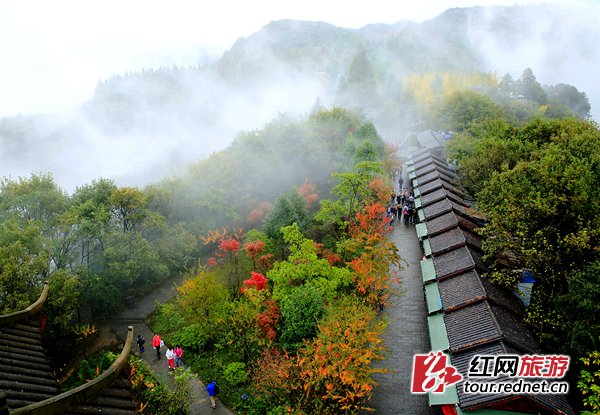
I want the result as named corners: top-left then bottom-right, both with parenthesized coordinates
top-left (10, 326), bottom-right (134, 415)
top-left (0, 282), bottom-right (49, 327)
top-left (0, 391), bottom-right (8, 415)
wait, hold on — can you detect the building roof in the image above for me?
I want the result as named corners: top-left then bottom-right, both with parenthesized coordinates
top-left (451, 342), bottom-right (574, 415)
top-left (433, 246), bottom-right (487, 280)
top-left (429, 227), bottom-right (477, 256)
top-left (419, 177), bottom-right (465, 197)
top-left (420, 188), bottom-right (468, 208)
top-left (439, 270), bottom-right (487, 311)
top-left (415, 165), bottom-right (457, 184)
top-left (410, 147), bottom-right (575, 415)
top-left (426, 211), bottom-right (480, 237)
top-left (413, 156), bottom-right (452, 173)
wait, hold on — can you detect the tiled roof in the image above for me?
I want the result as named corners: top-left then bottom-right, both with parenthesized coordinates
top-left (413, 151), bottom-right (447, 165)
top-left (422, 198), bottom-right (463, 220)
top-left (419, 178), bottom-right (465, 197)
top-left (429, 227), bottom-right (481, 256)
top-left (451, 342), bottom-right (574, 415)
top-left (415, 163), bottom-right (456, 181)
top-left (432, 246), bottom-right (486, 280)
top-left (438, 271), bottom-right (486, 311)
top-left (413, 156), bottom-right (452, 172)
top-left (444, 301), bottom-right (501, 352)
top-left (415, 170), bottom-right (456, 186)
top-left (426, 212), bottom-right (479, 237)
top-left (410, 147), bottom-right (575, 415)
top-left (420, 188), bottom-right (467, 208)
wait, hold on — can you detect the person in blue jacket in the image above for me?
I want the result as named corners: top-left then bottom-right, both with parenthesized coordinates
top-left (206, 381), bottom-right (218, 409)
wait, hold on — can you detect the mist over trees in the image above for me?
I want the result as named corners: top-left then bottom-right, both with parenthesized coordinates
top-left (0, 4), bottom-right (596, 190)
top-left (0, 2), bottom-right (599, 412)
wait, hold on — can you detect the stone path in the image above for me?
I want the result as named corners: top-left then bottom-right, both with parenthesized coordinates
top-left (367, 171), bottom-right (436, 414)
top-left (106, 274), bottom-right (234, 414)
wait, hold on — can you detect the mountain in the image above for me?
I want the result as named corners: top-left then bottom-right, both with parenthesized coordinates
top-left (0, 4), bottom-right (597, 190)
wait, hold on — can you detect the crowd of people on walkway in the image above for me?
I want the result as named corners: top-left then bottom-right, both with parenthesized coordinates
top-left (387, 187), bottom-right (418, 226)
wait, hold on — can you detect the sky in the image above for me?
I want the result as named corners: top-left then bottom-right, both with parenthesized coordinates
top-left (0, 0), bottom-right (596, 118)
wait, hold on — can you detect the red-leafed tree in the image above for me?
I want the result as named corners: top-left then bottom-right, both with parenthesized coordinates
top-left (297, 183), bottom-right (319, 209)
top-left (201, 228), bottom-right (246, 294)
top-left (244, 240), bottom-right (265, 270)
top-left (242, 271), bottom-right (268, 292)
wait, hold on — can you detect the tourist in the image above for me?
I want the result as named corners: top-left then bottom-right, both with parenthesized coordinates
top-left (152, 334), bottom-right (162, 360)
top-left (136, 334), bottom-right (145, 353)
top-left (165, 347), bottom-right (176, 371)
top-left (174, 346), bottom-right (183, 367)
top-left (206, 381), bottom-right (219, 409)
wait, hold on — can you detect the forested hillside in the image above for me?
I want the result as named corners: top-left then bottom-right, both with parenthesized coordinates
top-left (1, 3), bottom-right (599, 413)
top-left (0, 4), bottom-right (595, 189)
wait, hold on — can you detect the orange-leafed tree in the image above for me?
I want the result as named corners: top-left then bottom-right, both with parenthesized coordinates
top-left (295, 299), bottom-right (387, 414)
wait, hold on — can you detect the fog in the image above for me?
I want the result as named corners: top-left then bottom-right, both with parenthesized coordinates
top-left (0, 1), bottom-right (598, 192)
top-left (471, 3), bottom-right (600, 119)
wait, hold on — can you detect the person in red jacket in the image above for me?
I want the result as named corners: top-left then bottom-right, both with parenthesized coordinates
top-left (152, 334), bottom-right (162, 360)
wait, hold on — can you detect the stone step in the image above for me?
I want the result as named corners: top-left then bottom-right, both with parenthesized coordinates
top-left (7, 397), bottom-right (39, 409)
top-left (0, 343), bottom-right (48, 360)
top-left (101, 387), bottom-right (135, 399)
top-left (0, 332), bottom-right (44, 348)
top-left (0, 379), bottom-right (58, 395)
top-left (0, 356), bottom-right (53, 372)
top-left (86, 395), bottom-right (138, 410)
top-left (0, 371), bottom-right (58, 388)
top-left (5, 389), bottom-right (57, 404)
top-left (11, 321), bottom-right (42, 335)
top-left (0, 362), bottom-right (56, 381)
top-left (0, 326), bottom-right (42, 342)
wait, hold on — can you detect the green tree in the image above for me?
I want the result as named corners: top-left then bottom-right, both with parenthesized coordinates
top-left (436, 90), bottom-right (503, 132)
top-left (545, 83), bottom-right (591, 118)
top-left (109, 187), bottom-right (148, 232)
top-left (555, 261), bottom-right (600, 355)
top-left (0, 220), bottom-right (49, 312)
top-left (316, 161), bottom-right (383, 233)
top-left (267, 223), bottom-right (352, 303)
top-left (516, 67), bottom-right (548, 104)
top-left (262, 192), bottom-right (309, 253)
top-left (279, 285), bottom-right (325, 352)
top-left (172, 268), bottom-right (230, 350)
top-left (474, 119), bottom-right (600, 346)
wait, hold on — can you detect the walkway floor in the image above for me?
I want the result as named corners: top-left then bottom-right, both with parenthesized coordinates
top-left (105, 274), bottom-right (234, 414)
top-left (366, 173), bottom-right (436, 415)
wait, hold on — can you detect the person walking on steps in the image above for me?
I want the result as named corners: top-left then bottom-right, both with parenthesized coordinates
top-left (153, 334), bottom-right (162, 360)
top-left (207, 380), bottom-right (219, 409)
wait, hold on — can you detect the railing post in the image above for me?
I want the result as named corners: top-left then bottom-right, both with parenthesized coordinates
top-left (0, 390), bottom-right (9, 415)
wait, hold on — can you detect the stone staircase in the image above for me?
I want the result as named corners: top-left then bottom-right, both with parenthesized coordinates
top-left (0, 283), bottom-right (140, 415)
top-left (0, 317), bottom-right (59, 409)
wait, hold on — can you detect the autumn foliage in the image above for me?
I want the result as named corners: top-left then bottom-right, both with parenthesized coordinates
top-left (242, 272), bottom-right (268, 292)
top-left (160, 160), bottom-right (400, 413)
top-left (296, 301), bottom-right (386, 414)
top-left (247, 201), bottom-right (272, 225)
top-left (297, 182), bottom-right (319, 208)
